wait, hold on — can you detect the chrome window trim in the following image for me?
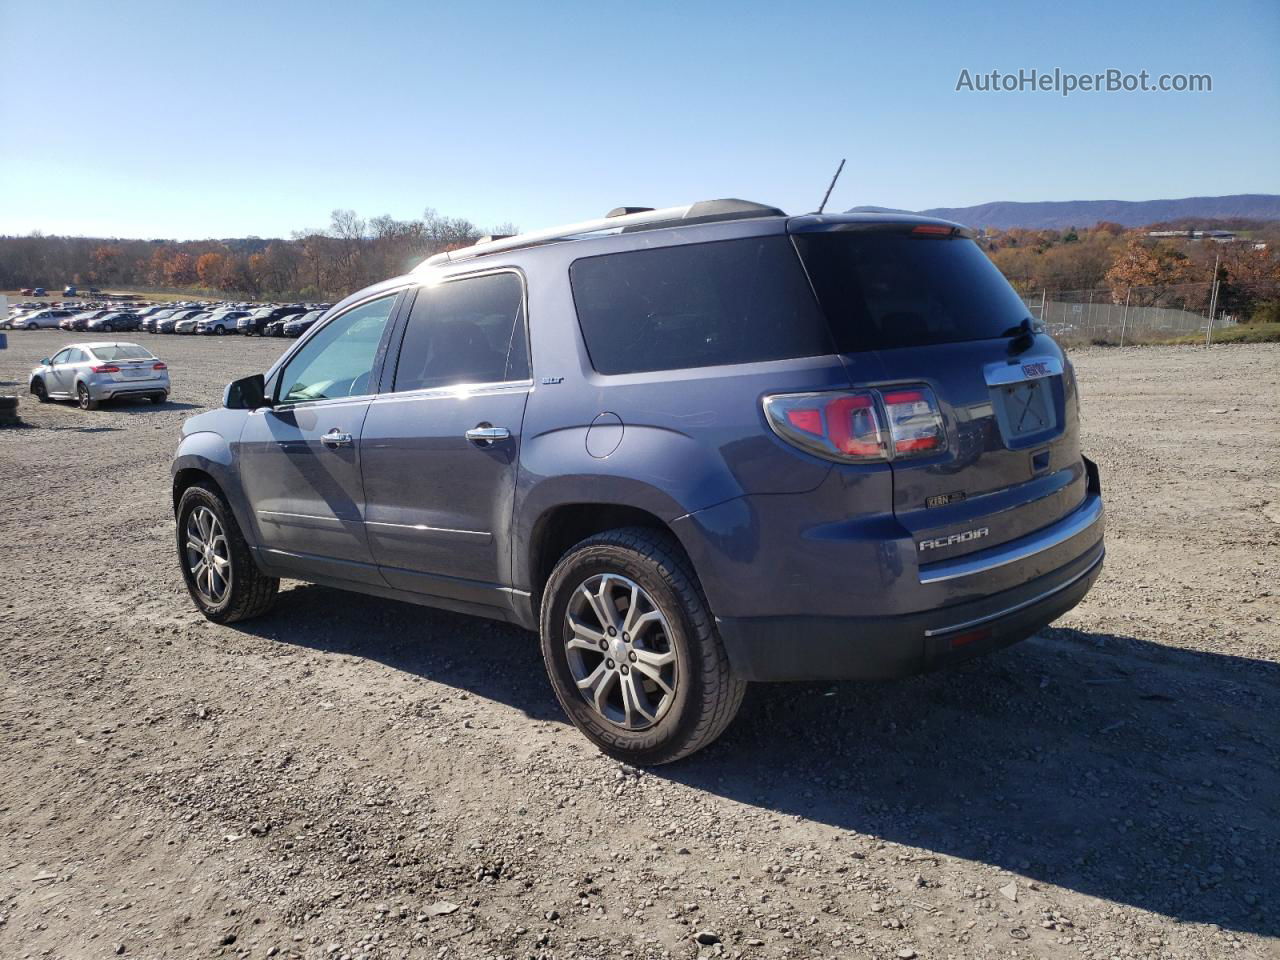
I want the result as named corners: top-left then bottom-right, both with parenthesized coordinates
top-left (918, 494), bottom-right (1104, 585)
top-left (257, 393), bottom-right (379, 414)
top-left (923, 548), bottom-right (1104, 638)
top-left (369, 379), bottom-right (532, 406)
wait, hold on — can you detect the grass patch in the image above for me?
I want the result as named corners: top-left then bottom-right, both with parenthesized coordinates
top-left (1161, 323), bottom-right (1280, 345)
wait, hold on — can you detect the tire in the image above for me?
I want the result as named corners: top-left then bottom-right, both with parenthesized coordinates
top-left (176, 482), bottom-right (278, 623)
top-left (76, 382), bottom-right (99, 410)
top-left (150, 393), bottom-right (165, 405)
top-left (25, 323), bottom-right (37, 330)
top-left (31, 378), bottom-right (49, 402)
top-left (540, 527), bottom-right (745, 765)
top-left (215, 325), bottom-right (225, 336)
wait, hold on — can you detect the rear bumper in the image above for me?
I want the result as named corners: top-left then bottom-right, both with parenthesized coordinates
top-left (91, 378), bottom-right (170, 400)
top-left (714, 460), bottom-right (1105, 683)
top-left (717, 538), bottom-right (1103, 681)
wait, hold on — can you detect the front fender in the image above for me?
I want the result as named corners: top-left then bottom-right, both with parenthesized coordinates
top-left (171, 429), bottom-right (258, 549)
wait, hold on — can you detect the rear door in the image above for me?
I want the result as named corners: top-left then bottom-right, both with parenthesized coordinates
top-left (360, 271), bottom-right (531, 609)
top-left (793, 226), bottom-right (1087, 566)
top-left (237, 292), bottom-right (401, 585)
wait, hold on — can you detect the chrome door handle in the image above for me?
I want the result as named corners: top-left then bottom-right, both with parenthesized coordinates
top-left (321, 429), bottom-right (353, 448)
top-left (465, 424), bottom-right (511, 444)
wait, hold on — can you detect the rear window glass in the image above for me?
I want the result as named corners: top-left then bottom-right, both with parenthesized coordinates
top-left (793, 232), bottom-right (1032, 351)
top-left (92, 345), bottom-right (153, 361)
top-left (569, 236), bottom-right (833, 375)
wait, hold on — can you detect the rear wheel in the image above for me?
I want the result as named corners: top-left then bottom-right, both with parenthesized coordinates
top-left (215, 325), bottom-right (225, 336)
top-left (76, 383), bottom-right (98, 410)
top-left (176, 482), bottom-right (278, 623)
top-left (540, 527), bottom-right (745, 765)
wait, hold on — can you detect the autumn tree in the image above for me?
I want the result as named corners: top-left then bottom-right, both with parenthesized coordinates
top-left (1104, 236), bottom-right (1194, 305)
top-left (196, 252), bottom-right (226, 288)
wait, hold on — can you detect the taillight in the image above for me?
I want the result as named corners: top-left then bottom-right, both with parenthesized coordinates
top-left (91, 364), bottom-right (120, 373)
top-left (911, 224), bottom-right (954, 236)
top-left (880, 388), bottom-right (945, 455)
top-left (153, 361), bottom-right (167, 370)
top-left (764, 385), bottom-right (945, 463)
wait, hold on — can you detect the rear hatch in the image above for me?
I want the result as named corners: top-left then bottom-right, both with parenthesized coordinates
top-left (792, 221), bottom-right (1088, 567)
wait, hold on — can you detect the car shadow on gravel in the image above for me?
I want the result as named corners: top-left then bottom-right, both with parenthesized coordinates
top-left (669, 626), bottom-right (1280, 938)
top-left (241, 589), bottom-right (1279, 937)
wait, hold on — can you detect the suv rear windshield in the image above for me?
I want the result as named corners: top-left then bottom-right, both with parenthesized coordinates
top-left (792, 231), bottom-right (1032, 351)
top-left (569, 236), bottom-right (833, 375)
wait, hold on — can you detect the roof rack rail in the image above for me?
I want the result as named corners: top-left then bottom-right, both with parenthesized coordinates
top-left (416, 199), bottom-right (785, 270)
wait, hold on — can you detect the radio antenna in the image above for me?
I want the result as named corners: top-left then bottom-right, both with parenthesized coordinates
top-left (816, 158), bottom-right (846, 214)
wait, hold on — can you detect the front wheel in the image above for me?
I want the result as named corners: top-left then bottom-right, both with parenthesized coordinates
top-left (540, 527), bottom-right (745, 765)
top-left (32, 379), bottom-right (49, 402)
top-left (214, 325), bottom-right (225, 336)
top-left (176, 483), bottom-right (278, 623)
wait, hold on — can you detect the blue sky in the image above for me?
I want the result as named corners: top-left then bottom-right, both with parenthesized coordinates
top-left (1, 0), bottom-right (1276, 239)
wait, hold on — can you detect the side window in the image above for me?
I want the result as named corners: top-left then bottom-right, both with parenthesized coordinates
top-left (50, 349), bottom-right (71, 365)
top-left (569, 236), bottom-right (833, 375)
top-left (67, 349), bottom-right (85, 364)
top-left (277, 294), bottom-right (397, 403)
top-left (393, 273), bottom-right (528, 392)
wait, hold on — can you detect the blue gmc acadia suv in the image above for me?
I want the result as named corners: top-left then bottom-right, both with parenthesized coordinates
top-left (171, 199), bottom-right (1105, 764)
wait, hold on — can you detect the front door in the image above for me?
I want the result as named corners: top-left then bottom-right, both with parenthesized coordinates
top-left (50, 348), bottom-right (83, 395)
top-left (361, 272), bottom-right (531, 609)
top-left (237, 292), bottom-right (401, 586)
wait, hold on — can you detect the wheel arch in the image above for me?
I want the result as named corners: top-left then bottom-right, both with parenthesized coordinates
top-left (171, 434), bottom-right (260, 550)
top-left (522, 499), bottom-right (698, 623)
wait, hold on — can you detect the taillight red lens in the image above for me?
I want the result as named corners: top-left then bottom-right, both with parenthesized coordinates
top-left (764, 385), bottom-right (945, 464)
top-left (91, 364), bottom-right (120, 373)
top-left (764, 390), bottom-right (886, 463)
top-left (826, 394), bottom-right (882, 457)
top-left (911, 224), bottom-right (953, 235)
top-left (153, 361), bottom-right (167, 370)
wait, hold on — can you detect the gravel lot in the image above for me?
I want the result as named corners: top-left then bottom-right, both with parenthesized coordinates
top-left (1, 332), bottom-right (1277, 960)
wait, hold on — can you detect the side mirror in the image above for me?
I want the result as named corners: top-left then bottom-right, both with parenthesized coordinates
top-left (224, 373), bottom-right (269, 410)
top-left (40, 358), bottom-right (50, 365)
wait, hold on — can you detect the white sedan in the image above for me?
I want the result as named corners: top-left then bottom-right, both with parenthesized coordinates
top-left (29, 342), bottom-right (171, 410)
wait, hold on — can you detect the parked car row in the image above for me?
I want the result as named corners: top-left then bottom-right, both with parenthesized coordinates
top-left (3, 300), bottom-right (330, 337)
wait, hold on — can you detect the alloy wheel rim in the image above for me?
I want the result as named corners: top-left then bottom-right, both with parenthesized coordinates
top-left (78, 385), bottom-right (89, 407)
top-left (563, 573), bottom-right (678, 730)
top-left (185, 506), bottom-right (231, 605)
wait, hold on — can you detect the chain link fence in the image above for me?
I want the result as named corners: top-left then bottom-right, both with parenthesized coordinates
top-left (1018, 282), bottom-right (1238, 345)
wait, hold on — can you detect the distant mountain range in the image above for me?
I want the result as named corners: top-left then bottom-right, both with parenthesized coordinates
top-left (847, 194), bottom-right (1280, 230)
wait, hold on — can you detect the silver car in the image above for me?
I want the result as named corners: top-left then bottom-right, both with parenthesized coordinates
top-left (175, 313), bottom-right (208, 334)
top-left (29, 341), bottom-right (170, 410)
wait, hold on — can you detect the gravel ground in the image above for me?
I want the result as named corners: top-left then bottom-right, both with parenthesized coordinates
top-left (1, 332), bottom-right (1277, 960)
